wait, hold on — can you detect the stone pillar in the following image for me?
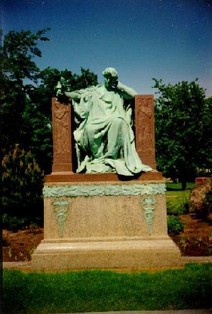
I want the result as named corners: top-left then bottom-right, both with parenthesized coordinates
top-left (52, 97), bottom-right (73, 172)
top-left (135, 95), bottom-right (156, 169)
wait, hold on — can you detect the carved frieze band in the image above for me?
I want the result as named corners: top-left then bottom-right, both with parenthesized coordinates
top-left (43, 183), bottom-right (166, 197)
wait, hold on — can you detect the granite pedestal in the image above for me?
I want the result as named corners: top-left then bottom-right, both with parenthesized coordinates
top-left (32, 173), bottom-right (182, 271)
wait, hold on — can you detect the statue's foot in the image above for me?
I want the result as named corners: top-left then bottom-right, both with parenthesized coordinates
top-left (140, 164), bottom-right (153, 172)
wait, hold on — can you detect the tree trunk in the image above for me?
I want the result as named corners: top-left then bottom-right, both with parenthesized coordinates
top-left (181, 179), bottom-right (187, 190)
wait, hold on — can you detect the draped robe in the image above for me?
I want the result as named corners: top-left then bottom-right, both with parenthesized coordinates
top-left (69, 84), bottom-right (152, 176)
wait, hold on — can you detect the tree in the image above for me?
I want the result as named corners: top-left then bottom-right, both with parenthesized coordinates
top-left (0, 29), bottom-right (98, 173)
top-left (153, 79), bottom-right (211, 189)
top-left (0, 28), bottom-right (100, 227)
top-left (0, 28), bottom-right (50, 153)
top-left (25, 67), bottom-right (98, 172)
top-left (29, 67), bottom-right (98, 119)
top-left (200, 96), bottom-right (212, 172)
top-left (2, 145), bottom-right (44, 226)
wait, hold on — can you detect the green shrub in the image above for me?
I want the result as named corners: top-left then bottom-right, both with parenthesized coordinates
top-left (189, 178), bottom-right (212, 219)
top-left (2, 213), bottom-right (42, 231)
top-left (2, 145), bottom-right (44, 229)
top-left (167, 198), bottom-right (189, 215)
top-left (194, 189), bottom-right (212, 219)
top-left (167, 215), bottom-right (184, 235)
top-left (205, 190), bottom-right (212, 212)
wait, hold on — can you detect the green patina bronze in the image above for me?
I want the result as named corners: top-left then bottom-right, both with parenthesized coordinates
top-left (141, 197), bottom-right (156, 235)
top-left (56, 67), bottom-right (152, 176)
top-left (43, 183), bottom-right (166, 198)
top-left (52, 199), bottom-right (69, 237)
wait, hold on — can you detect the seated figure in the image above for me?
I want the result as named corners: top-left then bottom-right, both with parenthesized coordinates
top-left (56, 67), bottom-right (152, 176)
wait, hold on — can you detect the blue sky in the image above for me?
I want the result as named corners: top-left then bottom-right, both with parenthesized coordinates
top-left (1, 0), bottom-right (212, 96)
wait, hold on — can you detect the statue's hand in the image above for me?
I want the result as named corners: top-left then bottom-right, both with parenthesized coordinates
top-left (55, 77), bottom-right (72, 97)
top-left (55, 81), bottom-right (63, 97)
top-left (56, 88), bottom-right (63, 97)
top-left (55, 79), bottom-right (70, 103)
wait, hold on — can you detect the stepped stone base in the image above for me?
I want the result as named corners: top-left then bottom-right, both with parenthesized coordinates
top-left (31, 174), bottom-right (182, 271)
top-left (32, 238), bottom-right (182, 271)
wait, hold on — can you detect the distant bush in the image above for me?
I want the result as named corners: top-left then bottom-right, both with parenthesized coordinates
top-left (189, 178), bottom-right (212, 219)
top-left (2, 145), bottom-right (44, 229)
top-left (205, 190), bottom-right (212, 212)
top-left (167, 215), bottom-right (184, 235)
top-left (2, 214), bottom-right (42, 231)
top-left (167, 198), bottom-right (189, 216)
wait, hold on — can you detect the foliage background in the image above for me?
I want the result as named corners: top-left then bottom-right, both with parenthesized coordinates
top-left (1, 29), bottom-right (98, 226)
top-left (1, 28), bottom-right (211, 226)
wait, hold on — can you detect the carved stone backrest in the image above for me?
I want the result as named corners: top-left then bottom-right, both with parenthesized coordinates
top-left (52, 95), bottom-right (156, 172)
top-left (52, 98), bottom-right (73, 172)
top-left (135, 95), bottom-right (156, 169)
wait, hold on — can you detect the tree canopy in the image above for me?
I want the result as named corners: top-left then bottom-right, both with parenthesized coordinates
top-left (0, 29), bottom-right (50, 155)
top-left (1, 28), bottom-right (211, 186)
top-left (153, 78), bottom-right (211, 189)
top-left (0, 29), bottom-right (98, 173)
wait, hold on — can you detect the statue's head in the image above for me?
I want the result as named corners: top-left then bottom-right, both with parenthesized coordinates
top-left (102, 67), bottom-right (118, 89)
top-left (102, 67), bottom-right (118, 78)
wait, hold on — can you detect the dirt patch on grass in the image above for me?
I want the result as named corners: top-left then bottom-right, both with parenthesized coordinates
top-left (2, 213), bottom-right (212, 262)
top-left (3, 226), bottom-right (43, 262)
top-left (170, 213), bottom-right (212, 256)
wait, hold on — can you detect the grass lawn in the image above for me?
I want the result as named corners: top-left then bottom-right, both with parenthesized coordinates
top-left (166, 182), bottom-right (195, 191)
top-left (166, 183), bottom-right (193, 205)
top-left (166, 190), bottom-right (190, 211)
top-left (166, 190), bottom-right (190, 201)
top-left (3, 263), bottom-right (212, 314)
top-left (165, 182), bottom-right (195, 214)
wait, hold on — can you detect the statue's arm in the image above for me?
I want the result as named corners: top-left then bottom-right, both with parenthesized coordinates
top-left (64, 91), bottom-right (81, 100)
top-left (116, 81), bottom-right (137, 99)
top-left (55, 79), bottom-right (82, 101)
top-left (65, 90), bottom-right (90, 119)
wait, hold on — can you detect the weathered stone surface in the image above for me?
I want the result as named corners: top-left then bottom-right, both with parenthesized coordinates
top-left (31, 180), bottom-right (182, 270)
top-left (135, 95), bottom-right (156, 169)
top-left (46, 171), bottom-right (163, 182)
top-left (32, 239), bottom-right (182, 271)
top-left (52, 98), bottom-right (73, 172)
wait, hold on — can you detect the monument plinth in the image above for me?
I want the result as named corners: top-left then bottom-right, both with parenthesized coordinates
top-left (32, 70), bottom-right (182, 270)
top-left (32, 179), bottom-right (181, 271)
